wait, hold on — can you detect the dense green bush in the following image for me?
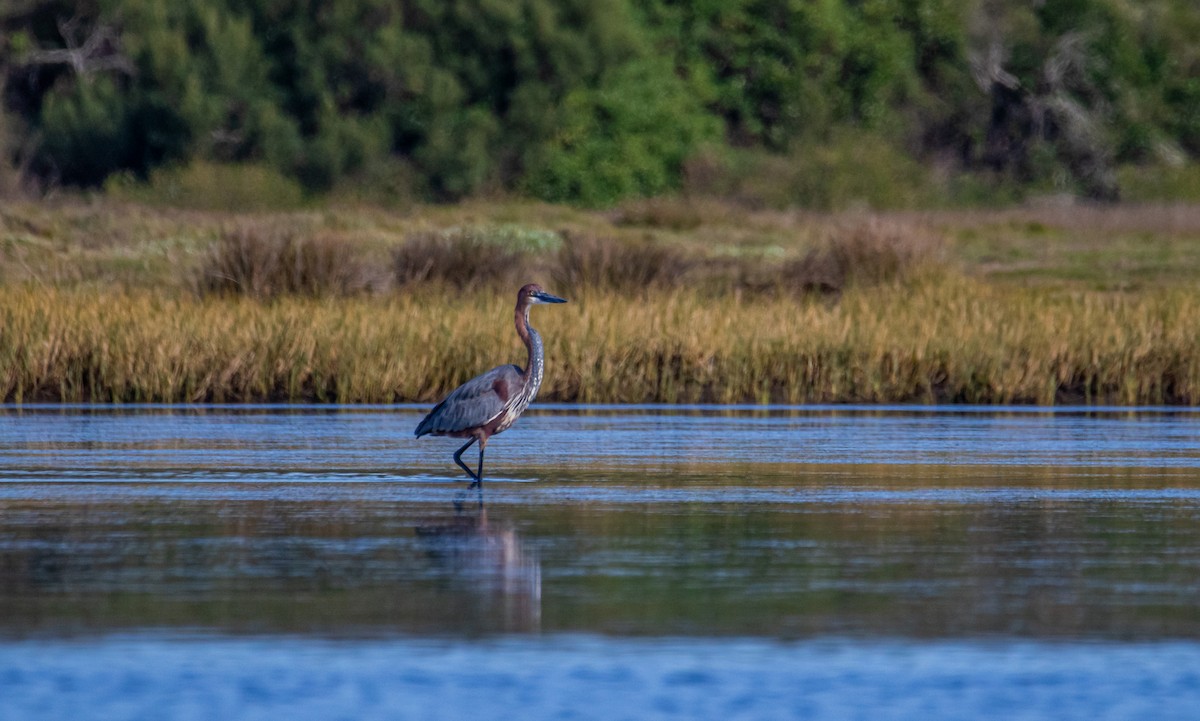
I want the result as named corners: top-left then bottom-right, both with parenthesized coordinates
top-left (523, 59), bottom-right (721, 205)
top-left (2, 0), bottom-right (1200, 206)
top-left (104, 162), bottom-right (307, 210)
top-left (1116, 164), bottom-right (1200, 203)
top-left (684, 132), bottom-right (937, 210)
top-left (639, 0), bottom-right (936, 148)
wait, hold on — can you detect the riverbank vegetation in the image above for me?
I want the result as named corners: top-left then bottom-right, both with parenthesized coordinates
top-left (2, 199), bottom-right (1200, 404)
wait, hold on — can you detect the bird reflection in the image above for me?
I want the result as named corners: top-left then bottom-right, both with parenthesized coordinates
top-left (415, 496), bottom-right (541, 632)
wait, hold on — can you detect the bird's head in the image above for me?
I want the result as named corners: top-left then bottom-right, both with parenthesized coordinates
top-left (519, 283), bottom-right (567, 305)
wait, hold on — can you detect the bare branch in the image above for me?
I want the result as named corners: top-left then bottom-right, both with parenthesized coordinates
top-left (968, 38), bottom-right (1020, 93)
top-left (1043, 31), bottom-right (1092, 93)
top-left (19, 12), bottom-right (133, 77)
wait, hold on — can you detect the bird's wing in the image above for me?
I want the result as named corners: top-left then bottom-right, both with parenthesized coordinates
top-left (415, 365), bottom-right (523, 436)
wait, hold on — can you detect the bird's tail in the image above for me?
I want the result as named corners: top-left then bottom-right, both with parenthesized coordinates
top-left (414, 402), bottom-right (443, 437)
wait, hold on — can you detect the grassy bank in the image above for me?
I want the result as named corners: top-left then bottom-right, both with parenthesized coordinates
top-left (1, 279), bottom-right (1198, 405)
top-left (2, 199), bottom-right (1200, 405)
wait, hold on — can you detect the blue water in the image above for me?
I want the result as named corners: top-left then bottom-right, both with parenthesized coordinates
top-left (2, 404), bottom-right (1200, 720)
top-left (2, 404), bottom-right (1199, 479)
top-left (5, 636), bottom-right (1200, 721)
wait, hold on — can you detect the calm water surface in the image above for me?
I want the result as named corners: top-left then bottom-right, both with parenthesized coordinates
top-left (2, 404), bottom-right (1200, 720)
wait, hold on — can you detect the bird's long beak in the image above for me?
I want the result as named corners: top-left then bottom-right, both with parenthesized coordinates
top-left (533, 290), bottom-right (567, 304)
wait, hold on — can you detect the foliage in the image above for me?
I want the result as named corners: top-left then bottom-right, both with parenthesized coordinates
top-left (638, 0), bottom-right (929, 148)
top-left (683, 132), bottom-right (937, 210)
top-left (1116, 164), bottom-right (1200, 203)
top-left (523, 59), bottom-right (721, 206)
top-left (1, 0), bottom-right (1200, 205)
top-left (105, 161), bottom-right (306, 210)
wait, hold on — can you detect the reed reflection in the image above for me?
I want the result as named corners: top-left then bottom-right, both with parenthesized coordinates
top-left (416, 495), bottom-right (541, 632)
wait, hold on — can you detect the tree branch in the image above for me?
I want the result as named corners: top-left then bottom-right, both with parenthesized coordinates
top-left (20, 12), bottom-right (133, 77)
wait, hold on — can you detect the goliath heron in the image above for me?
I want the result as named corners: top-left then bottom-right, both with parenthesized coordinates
top-left (415, 283), bottom-right (567, 487)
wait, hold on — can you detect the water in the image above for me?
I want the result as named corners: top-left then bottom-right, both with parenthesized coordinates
top-left (2, 404), bottom-right (1200, 719)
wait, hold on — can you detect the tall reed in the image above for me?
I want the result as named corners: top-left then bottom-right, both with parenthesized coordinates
top-left (0, 279), bottom-right (1197, 404)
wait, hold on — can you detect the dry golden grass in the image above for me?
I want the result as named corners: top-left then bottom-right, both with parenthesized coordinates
top-left (1, 278), bottom-right (1198, 404)
top-left (198, 224), bottom-right (384, 298)
top-left (554, 232), bottom-right (697, 292)
top-left (779, 217), bottom-right (946, 293)
top-left (3, 198), bottom-right (1200, 405)
top-left (391, 227), bottom-right (542, 290)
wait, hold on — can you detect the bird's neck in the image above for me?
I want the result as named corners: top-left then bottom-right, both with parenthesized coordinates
top-left (514, 304), bottom-right (544, 382)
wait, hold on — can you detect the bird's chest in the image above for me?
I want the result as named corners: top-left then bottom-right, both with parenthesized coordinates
top-left (495, 360), bottom-right (543, 433)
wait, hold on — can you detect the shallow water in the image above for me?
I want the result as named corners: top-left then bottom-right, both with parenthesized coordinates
top-left (2, 405), bottom-right (1200, 719)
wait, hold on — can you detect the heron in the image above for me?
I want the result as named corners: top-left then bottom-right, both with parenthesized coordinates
top-left (415, 283), bottom-right (567, 487)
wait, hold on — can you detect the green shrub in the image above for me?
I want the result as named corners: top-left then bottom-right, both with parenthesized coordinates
top-left (39, 78), bottom-right (137, 187)
top-left (106, 162), bottom-right (307, 211)
top-left (523, 59), bottom-right (721, 206)
top-left (326, 158), bottom-right (423, 208)
top-left (790, 132), bottom-right (938, 210)
top-left (684, 133), bottom-right (937, 211)
top-left (1117, 163), bottom-right (1200, 203)
top-left (7, 0), bottom-right (1200, 206)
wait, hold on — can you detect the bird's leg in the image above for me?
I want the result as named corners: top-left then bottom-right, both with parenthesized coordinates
top-left (453, 438), bottom-right (479, 483)
top-left (469, 440), bottom-right (486, 492)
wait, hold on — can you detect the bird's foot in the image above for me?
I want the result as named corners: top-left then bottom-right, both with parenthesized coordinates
top-left (452, 482), bottom-right (484, 513)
